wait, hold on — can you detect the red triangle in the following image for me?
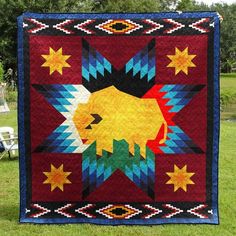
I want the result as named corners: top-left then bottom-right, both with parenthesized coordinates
top-left (85, 170), bottom-right (153, 202)
top-left (83, 36), bottom-right (153, 70)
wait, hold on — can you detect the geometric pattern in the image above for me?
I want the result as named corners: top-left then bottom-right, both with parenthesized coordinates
top-left (82, 39), bottom-right (156, 97)
top-left (23, 17), bottom-right (215, 35)
top-left (25, 202), bottom-right (213, 220)
top-left (160, 84), bottom-right (205, 113)
top-left (96, 204), bottom-right (142, 219)
top-left (142, 19), bottom-right (164, 34)
top-left (95, 19), bottom-right (143, 34)
top-left (74, 19), bottom-right (95, 34)
top-left (82, 39), bottom-right (112, 82)
top-left (32, 83), bottom-right (204, 155)
top-left (189, 18), bottom-right (210, 33)
top-left (142, 204), bottom-right (162, 219)
top-left (162, 204), bottom-right (184, 218)
top-left (82, 141), bottom-right (155, 199)
top-left (161, 125), bottom-right (203, 154)
top-left (32, 84), bottom-right (90, 153)
top-left (18, 12), bottom-right (220, 225)
top-left (125, 39), bottom-right (155, 81)
top-left (143, 84), bottom-right (205, 154)
top-left (52, 19), bottom-right (75, 34)
top-left (187, 204), bottom-right (209, 219)
top-left (163, 19), bottom-right (185, 34)
top-left (25, 18), bottom-right (49, 33)
top-left (28, 204), bottom-right (51, 218)
top-left (54, 204), bottom-right (75, 218)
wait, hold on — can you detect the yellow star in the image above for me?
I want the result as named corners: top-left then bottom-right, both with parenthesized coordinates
top-left (41, 47), bottom-right (71, 75)
top-left (43, 164), bottom-right (71, 191)
top-left (167, 47), bottom-right (196, 75)
top-left (166, 164), bottom-right (195, 192)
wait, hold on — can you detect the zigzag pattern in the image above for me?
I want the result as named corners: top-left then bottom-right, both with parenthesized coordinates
top-left (82, 39), bottom-right (112, 82)
top-left (52, 19), bottom-right (75, 34)
top-left (23, 18), bottom-right (213, 35)
top-left (26, 202), bottom-right (212, 219)
top-left (82, 140), bottom-right (155, 199)
top-left (32, 84), bottom-right (90, 153)
top-left (74, 19), bottom-right (95, 34)
top-left (125, 39), bottom-right (155, 81)
top-left (162, 204), bottom-right (184, 218)
top-left (163, 19), bottom-right (185, 34)
top-left (26, 18), bottom-right (49, 33)
top-left (189, 18), bottom-right (210, 33)
top-left (142, 19), bottom-right (164, 34)
top-left (160, 125), bottom-right (203, 154)
top-left (160, 84), bottom-right (205, 113)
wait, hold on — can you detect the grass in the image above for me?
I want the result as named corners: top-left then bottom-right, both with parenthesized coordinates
top-left (0, 74), bottom-right (236, 235)
top-left (220, 73), bottom-right (236, 120)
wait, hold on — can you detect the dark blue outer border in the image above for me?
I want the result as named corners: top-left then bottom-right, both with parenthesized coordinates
top-left (17, 11), bottom-right (220, 225)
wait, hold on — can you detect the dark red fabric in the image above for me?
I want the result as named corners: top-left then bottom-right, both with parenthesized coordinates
top-left (155, 154), bottom-right (206, 202)
top-left (30, 35), bottom-right (207, 202)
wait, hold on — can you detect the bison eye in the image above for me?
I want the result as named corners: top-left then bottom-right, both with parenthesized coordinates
top-left (85, 114), bottom-right (102, 129)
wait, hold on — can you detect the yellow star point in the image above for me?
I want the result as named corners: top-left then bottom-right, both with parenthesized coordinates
top-left (41, 47), bottom-right (71, 75)
top-left (167, 47), bottom-right (196, 75)
top-left (43, 164), bottom-right (71, 191)
top-left (166, 164), bottom-right (195, 192)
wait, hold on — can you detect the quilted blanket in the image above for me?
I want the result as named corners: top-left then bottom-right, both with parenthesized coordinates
top-left (18, 12), bottom-right (220, 224)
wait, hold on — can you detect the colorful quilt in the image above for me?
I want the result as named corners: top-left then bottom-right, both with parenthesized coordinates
top-left (18, 12), bottom-right (220, 225)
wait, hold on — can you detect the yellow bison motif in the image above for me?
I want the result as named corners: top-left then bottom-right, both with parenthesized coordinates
top-left (73, 86), bottom-right (167, 157)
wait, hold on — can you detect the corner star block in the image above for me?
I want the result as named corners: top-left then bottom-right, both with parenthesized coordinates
top-left (166, 164), bottom-right (195, 192)
top-left (43, 164), bottom-right (71, 191)
top-left (167, 47), bottom-right (196, 75)
top-left (41, 47), bottom-right (71, 75)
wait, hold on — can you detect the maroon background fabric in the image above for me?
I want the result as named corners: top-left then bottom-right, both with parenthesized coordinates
top-left (30, 35), bottom-right (207, 202)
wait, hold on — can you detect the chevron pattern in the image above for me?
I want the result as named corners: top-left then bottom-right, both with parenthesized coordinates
top-left (25, 202), bottom-right (213, 219)
top-left (82, 39), bottom-right (112, 82)
top-left (160, 84), bottom-right (204, 113)
top-left (26, 18), bottom-right (49, 33)
top-left (32, 84), bottom-right (90, 153)
top-left (82, 140), bottom-right (155, 199)
top-left (160, 125), bottom-right (203, 154)
top-left (125, 39), bottom-right (155, 81)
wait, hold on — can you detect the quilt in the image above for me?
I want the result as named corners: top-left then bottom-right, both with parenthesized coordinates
top-left (17, 12), bottom-right (220, 224)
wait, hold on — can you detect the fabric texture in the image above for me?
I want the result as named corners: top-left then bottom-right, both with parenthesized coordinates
top-left (18, 12), bottom-right (220, 225)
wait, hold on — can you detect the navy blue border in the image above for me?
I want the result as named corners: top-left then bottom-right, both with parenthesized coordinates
top-left (17, 14), bottom-right (27, 222)
top-left (17, 11), bottom-right (220, 225)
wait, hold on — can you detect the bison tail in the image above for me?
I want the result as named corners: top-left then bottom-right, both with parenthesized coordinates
top-left (159, 120), bottom-right (167, 144)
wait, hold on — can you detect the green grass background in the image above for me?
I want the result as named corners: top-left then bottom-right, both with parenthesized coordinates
top-left (220, 73), bottom-right (236, 120)
top-left (0, 74), bottom-right (236, 235)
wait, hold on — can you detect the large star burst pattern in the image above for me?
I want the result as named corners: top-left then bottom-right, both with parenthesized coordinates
top-left (34, 38), bottom-right (204, 199)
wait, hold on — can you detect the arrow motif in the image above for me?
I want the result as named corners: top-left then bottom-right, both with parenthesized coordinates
top-left (163, 19), bottom-right (185, 34)
top-left (189, 18), bottom-right (210, 33)
top-left (53, 19), bottom-right (75, 34)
